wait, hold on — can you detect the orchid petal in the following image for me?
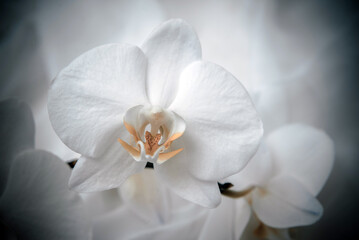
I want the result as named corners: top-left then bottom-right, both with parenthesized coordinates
top-left (169, 61), bottom-right (263, 181)
top-left (226, 142), bottom-right (273, 191)
top-left (142, 19), bottom-right (201, 108)
top-left (129, 212), bottom-right (207, 240)
top-left (80, 189), bottom-right (123, 219)
top-left (129, 204), bottom-right (207, 240)
top-left (267, 124), bottom-right (334, 195)
top-left (48, 44), bottom-right (148, 158)
top-left (234, 199), bottom-right (252, 240)
top-left (120, 169), bottom-right (171, 224)
top-left (240, 212), bottom-right (292, 240)
top-left (154, 140), bottom-right (221, 208)
top-left (69, 131), bottom-right (146, 192)
top-left (0, 99), bottom-right (34, 196)
top-left (199, 198), bottom-right (251, 240)
top-left (252, 175), bottom-right (323, 228)
top-left (94, 203), bottom-right (207, 240)
top-left (0, 150), bottom-right (91, 239)
top-left (123, 105), bottom-right (144, 142)
top-left (93, 206), bottom-right (151, 240)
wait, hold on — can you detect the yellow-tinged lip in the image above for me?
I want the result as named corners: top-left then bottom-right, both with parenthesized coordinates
top-left (124, 121), bottom-right (139, 142)
top-left (157, 148), bottom-right (184, 164)
top-left (118, 138), bottom-right (140, 159)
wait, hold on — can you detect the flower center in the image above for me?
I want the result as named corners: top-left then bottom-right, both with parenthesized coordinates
top-left (144, 131), bottom-right (161, 155)
top-left (118, 105), bottom-right (186, 165)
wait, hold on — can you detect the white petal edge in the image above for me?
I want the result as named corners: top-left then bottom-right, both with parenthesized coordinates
top-left (266, 124), bottom-right (335, 195)
top-left (69, 130), bottom-right (146, 192)
top-left (48, 43), bottom-right (148, 158)
top-left (142, 19), bottom-right (202, 108)
top-left (252, 175), bottom-right (323, 228)
top-left (0, 150), bottom-right (91, 240)
top-left (226, 142), bottom-right (274, 191)
top-left (169, 61), bottom-right (263, 181)
top-left (154, 139), bottom-right (221, 208)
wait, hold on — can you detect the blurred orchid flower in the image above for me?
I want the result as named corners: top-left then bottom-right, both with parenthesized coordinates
top-left (48, 19), bottom-right (263, 207)
top-left (0, 99), bottom-right (91, 240)
top-left (93, 169), bottom-right (208, 240)
top-left (92, 171), bottom-right (249, 240)
top-left (226, 124), bottom-right (334, 233)
top-left (240, 211), bottom-right (294, 240)
top-left (119, 169), bottom-right (171, 224)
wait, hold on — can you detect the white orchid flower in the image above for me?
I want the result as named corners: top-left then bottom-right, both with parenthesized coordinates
top-left (0, 99), bottom-right (91, 240)
top-left (92, 125), bottom-right (334, 240)
top-left (226, 124), bottom-right (334, 231)
top-left (48, 19), bottom-right (263, 207)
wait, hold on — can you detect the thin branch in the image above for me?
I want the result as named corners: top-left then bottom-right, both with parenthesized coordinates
top-left (67, 159), bottom-right (78, 169)
top-left (219, 183), bottom-right (254, 198)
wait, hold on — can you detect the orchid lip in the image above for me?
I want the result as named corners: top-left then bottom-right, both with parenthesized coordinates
top-left (118, 105), bottom-right (185, 165)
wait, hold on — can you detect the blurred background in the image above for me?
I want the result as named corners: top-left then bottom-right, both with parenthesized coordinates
top-left (0, 0), bottom-right (358, 239)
